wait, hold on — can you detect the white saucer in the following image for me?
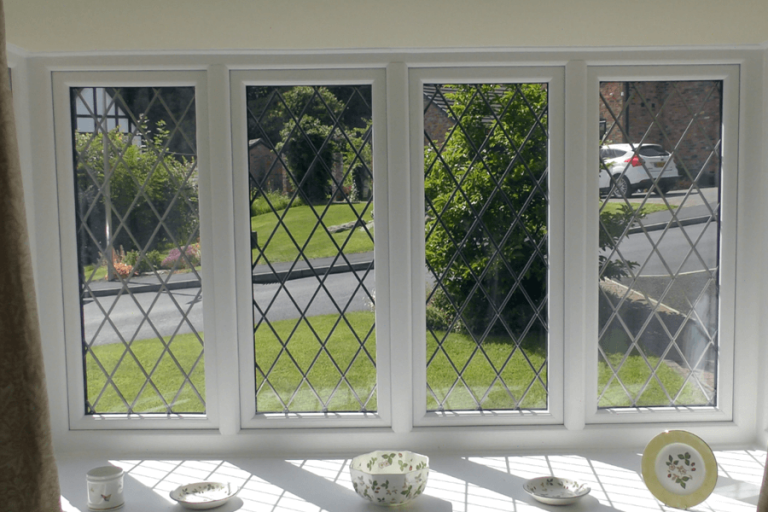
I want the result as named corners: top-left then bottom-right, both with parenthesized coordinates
top-left (169, 481), bottom-right (239, 510)
top-left (523, 476), bottom-right (591, 506)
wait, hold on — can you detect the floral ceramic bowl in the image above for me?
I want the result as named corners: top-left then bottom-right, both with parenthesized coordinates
top-left (349, 450), bottom-right (429, 506)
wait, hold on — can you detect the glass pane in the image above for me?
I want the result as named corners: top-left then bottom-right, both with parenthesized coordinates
top-left (246, 85), bottom-right (376, 414)
top-left (71, 86), bottom-right (204, 415)
top-left (424, 83), bottom-right (549, 412)
top-left (598, 80), bottom-right (721, 408)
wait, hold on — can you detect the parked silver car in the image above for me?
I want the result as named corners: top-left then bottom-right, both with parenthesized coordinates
top-left (599, 143), bottom-right (680, 197)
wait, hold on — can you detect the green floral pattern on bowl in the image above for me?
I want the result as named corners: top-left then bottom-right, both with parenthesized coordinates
top-left (350, 450), bottom-right (429, 506)
top-left (169, 481), bottom-right (239, 510)
top-left (523, 477), bottom-right (591, 505)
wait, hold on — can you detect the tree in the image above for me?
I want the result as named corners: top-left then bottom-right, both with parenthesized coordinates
top-left (599, 203), bottom-right (641, 281)
top-left (424, 85), bottom-right (640, 339)
top-left (75, 119), bottom-right (198, 270)
top-left (425, 84), bottom-right (548, 338)
top-left (246, 86), bottom-right (372, 203)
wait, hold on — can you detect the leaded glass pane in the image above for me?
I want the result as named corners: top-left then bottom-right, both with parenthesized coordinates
top-left (246, 85), bottom-right (376, 414)
top-left (598, 80), bottom-right (721, 408)
top-left (71, 86), bottom-right (204, 415)
top-left (424, 83), bottom-right (549, 412)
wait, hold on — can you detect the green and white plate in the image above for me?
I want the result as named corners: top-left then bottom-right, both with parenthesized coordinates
top-left (641, 430), bottom-right (718, 509)
top-left (169, 481), bottom-right (239, 510)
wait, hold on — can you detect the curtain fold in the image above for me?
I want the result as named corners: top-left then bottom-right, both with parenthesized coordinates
top-left (0, 0), bottom-right (62, 510)
top-left (759, 451), bottom-right (768, 512)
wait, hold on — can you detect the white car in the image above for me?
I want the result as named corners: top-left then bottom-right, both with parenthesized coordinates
top-left (599, 143), bottom-right (680, 197)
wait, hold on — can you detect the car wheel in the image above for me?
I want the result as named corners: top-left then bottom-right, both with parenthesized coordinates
top-left (613, 176), bottom-right (631, 198)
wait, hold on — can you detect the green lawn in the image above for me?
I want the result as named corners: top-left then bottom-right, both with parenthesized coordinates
top-left (84, 263), bottom-right (109, 282)
top-left (598, 352), bottom-right (708, 407)
top-left (86, 332), bottom-right (205, 413)
top-left (427, 330), bottom-right (548, 410)
top-left (86, 311), bottom-right (703, 414)
top-left (254, 311), bottom-right (377, 412)
top-left (251, 203), bottom-right (374, 264)
top-left (601, 201), bottom-right (677, 216)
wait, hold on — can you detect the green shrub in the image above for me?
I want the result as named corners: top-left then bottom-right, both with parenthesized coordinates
top-left (250, 191), bottom-right (304, 217)
top-left (426, 287), bottom-right (465, 334)
top-left (123, 249), bottom-right (164, 274)
top-left (75, 120), bottom-right (198, 266)
top-left (425, 84), bottom-right (548, 338)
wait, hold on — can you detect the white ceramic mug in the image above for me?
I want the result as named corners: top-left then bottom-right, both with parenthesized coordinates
top-left (86, 466), bottom-right (124, 510)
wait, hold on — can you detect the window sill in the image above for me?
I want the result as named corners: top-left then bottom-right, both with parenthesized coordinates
top-left (57, 447), bottom-right (764, 511)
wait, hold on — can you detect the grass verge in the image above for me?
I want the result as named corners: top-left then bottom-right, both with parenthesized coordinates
top-left (86, 312), bottom-right (706, 414)
top-left (601, 201), bottom-right (677, 216)
top-left (86, 332), bottom-right (205, 413)
top-left (251, 203), bottom-right (373, 264)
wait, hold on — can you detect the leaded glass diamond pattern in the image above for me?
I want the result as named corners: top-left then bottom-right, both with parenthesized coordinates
top-left (72, 86), bottom-right (205, 415)
top-left (424, 84), bottom-right (549, 412)
top-left (598, 80), bottom-right (721, 408)
top-left (246, 85), bottom-right (376, 414)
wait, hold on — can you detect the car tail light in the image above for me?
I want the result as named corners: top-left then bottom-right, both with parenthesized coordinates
top-left (624, 155), bottom-right (644, 167)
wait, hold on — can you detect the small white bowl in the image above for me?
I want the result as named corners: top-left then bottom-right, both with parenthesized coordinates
top-left (169, 481), bottom-right (239, 510)
top-left (350, 450), bottom-right (429, 506)
top-left (523, 477), bottom-right (591, 506)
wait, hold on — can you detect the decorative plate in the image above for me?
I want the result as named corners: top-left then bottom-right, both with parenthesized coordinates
top-left (523, 477), bottom-right (591, 505)
top-left (169, 482), bottom-right (239, 510)
top-left (641, 430), bottom-right (718, 509)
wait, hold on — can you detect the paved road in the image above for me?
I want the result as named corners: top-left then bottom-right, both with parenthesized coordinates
top-left (83, 270), bottom-right (374, 346)
top-left (84, 187), bottom-right (720, 346)
top-left (604, 186), bottom-right (719, 276)
top-left (609, 220), bottom-right (717, 276)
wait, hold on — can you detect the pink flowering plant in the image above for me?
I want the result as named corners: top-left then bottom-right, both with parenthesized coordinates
top-left (162, 243), bottom-right (201, 270)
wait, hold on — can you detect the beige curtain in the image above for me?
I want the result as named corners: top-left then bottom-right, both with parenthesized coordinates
top-left (760, 453), bottom-right (768, 512)
top-left (0, 1), bottom-right (61, 509)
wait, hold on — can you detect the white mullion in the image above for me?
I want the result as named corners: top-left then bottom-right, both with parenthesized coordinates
top-left (49, 70), bottom-right (83, 433)
top-left (231, 71), bottom-right (257, 426)
top-left (729, 56), bottom-right (760, 431)
top-left (564, 60), bottom-right (589, 431)
top-left (583, 64), bottom-right (603, 421)
top-left (408, 66), bottom-right (427, 432)
top-left (205, 63), bottom-right (238, 434)
top-left (547, 67), bottom-right (566, 426)
top-left (385, 61), bottom-right (414, 434)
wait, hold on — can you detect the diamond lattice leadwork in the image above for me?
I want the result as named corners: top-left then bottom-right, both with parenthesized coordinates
top-left (598, 80), bottom-right (721, 408)
top-left (72, 86), bottom-right (205, 415)
top-left (246, 85), bottom-right (376, 414)
top-left (424, 84), bottom-right (549, 412)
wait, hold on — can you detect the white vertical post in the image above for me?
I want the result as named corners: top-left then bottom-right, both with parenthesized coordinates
top-left (564, 60), bottom-right (589, 431)
top-left (206, 63), bottom-right (240, 435)
top-left (386, 61), bottom-right (413, 434)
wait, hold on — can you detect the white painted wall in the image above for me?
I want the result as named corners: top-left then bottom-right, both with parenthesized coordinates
top-left (4, 0), bottom-right (768, 53)
top-left (4, 0), bottom-right (768, 456)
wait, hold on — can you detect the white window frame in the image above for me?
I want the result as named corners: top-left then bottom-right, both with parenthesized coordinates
top-left (229, 68), bottom-right (392, 429)
top-left (23, 48), bottom-right (762, 454)
top-left (51, 70), bottom-right (219, 430)
top-left (408, 66), bottom-right (566, 427)
top-left (583, 65), bottom-right (739, 425)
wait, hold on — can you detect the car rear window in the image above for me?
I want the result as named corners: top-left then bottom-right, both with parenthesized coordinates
top-left (600, 148), bottom-right (626, 159)
top-left (638, 145), bottom-right (668, 157)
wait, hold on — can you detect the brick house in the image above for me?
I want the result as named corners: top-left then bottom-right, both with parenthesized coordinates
top-left (248, 138), bottom-right (289, 193)
top-left (600, 81), bottom-right (722, 186)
